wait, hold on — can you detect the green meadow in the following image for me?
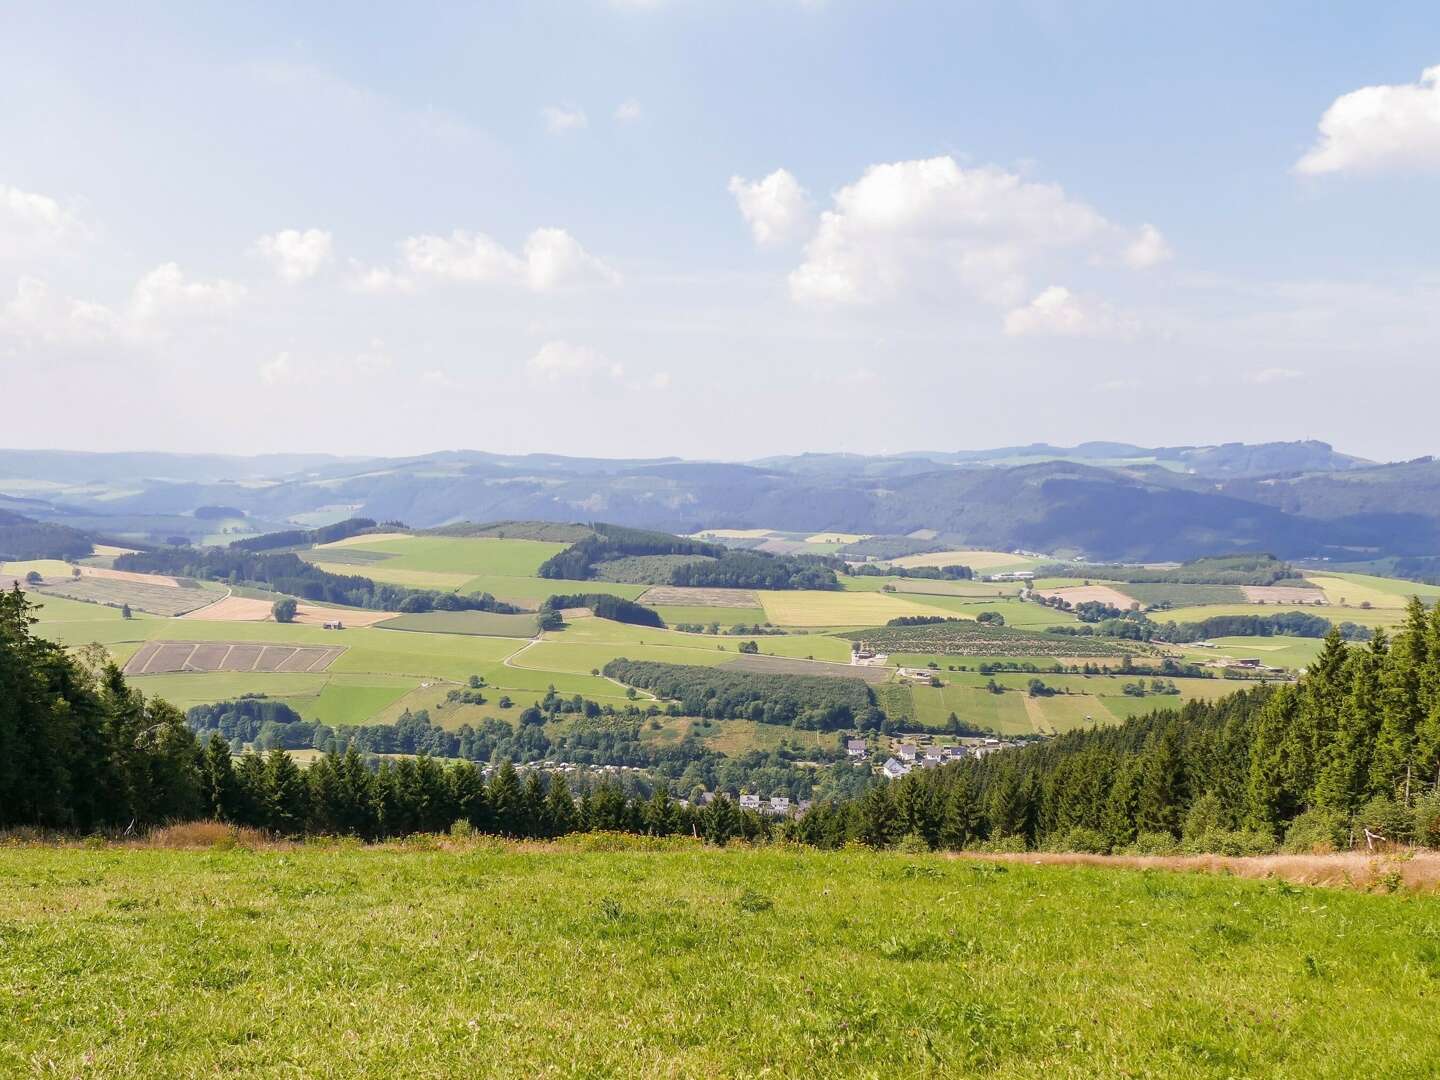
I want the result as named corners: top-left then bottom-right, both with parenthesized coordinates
top-left (2, 842), bottom-right (1434, 1079)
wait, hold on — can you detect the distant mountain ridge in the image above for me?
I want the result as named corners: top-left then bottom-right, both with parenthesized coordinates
top-left (0, 441), bottom-right (1434, 563)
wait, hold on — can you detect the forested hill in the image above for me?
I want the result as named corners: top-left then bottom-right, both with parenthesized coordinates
top-left (7, 441), bottom-right (1440, 561)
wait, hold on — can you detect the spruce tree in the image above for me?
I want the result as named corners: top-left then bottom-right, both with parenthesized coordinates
top-left (201, 733), bottom-right (239, 821)
top-left (1313, 632), bottom-right (1387, 814)
top-left (488, 761), bottom-right (523, 835)
top-left (264, 749), bottom-right (307, 835)
top-left (544, 773), bottom-right (578, 836)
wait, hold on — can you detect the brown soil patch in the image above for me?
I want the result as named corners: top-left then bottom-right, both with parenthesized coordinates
top-left (1242, 585), bottom-right (1328, 604)
top-left (639, 585), bottom-right (761, 608)
top-left (1034, 584), bottom-right (1136, 609)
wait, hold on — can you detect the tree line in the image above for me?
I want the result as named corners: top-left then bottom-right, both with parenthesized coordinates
top-left (537, 522), bottom-right (842, 591)
top-left (115, 547), bottom-right (517, 614)
top-left (1033, 553), bottom-right (1301, 587)
top-left (0, 512), bottom-right (96, 562)
top-left (541, 593), bottom-right (664, 627)
top-left (228, 517), bottom-right (385, 553)
top-left (602, 658), bottom-right (879, 731)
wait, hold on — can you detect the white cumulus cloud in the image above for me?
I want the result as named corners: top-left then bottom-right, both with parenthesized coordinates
top-left (1296, 65), bottom-right (1440, 175)
top-left (0, 184), bottom-right (90, 258)
top-left (542, 105), bottom-right (588, 133)
top-left (254, 228), bottom-right (333, 282)
top-left (259, 351), bottom-right (296, 385)
top-left (614, 99), bottom-right (643, 124)
top-left (1003, 285), bottom-right (1137, 339)
top-left (403, 228), bottom-right (618, 291)
top-left (1123, 224), bottom-right (1173, 269)
top-left (786, 156), bottom-right (1156, 308)
top-left (527, 340), bottom-right (624, 383)
top-left (728, 169), bottom-right (811, 248)
top-left (345, 262), bottom-right (415, 294)
top-left (129, 263), bottom-right (245, 323)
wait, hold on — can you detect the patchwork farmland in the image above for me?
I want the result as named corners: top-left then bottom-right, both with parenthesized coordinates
top-left (17, 523), bottom-right (1430, 761)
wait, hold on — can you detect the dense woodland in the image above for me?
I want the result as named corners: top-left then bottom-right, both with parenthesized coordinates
top-left (1047, 609), bottom-right (1368, 644)
top-left (538, 522), bottom-right (842, 590)
top-left (541, 594), bottom-right (664, 627)
top-left (0, 511), bottom-right (96, 562)
top-left (115, 547), bottom-right (517, 614)
top-left (603, 659), bottom-right (880, 730)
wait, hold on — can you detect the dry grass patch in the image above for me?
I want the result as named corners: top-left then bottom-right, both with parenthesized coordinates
top-left (949, 849), bottom-right (1440, 892)
top-left (1242, 584), bottom-right (1328, 604)
top-left (1034, 584), bottom-right (1137, 609)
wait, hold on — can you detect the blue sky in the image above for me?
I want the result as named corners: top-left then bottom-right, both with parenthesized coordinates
top-left (2, 2), bottom-right (1437, 461)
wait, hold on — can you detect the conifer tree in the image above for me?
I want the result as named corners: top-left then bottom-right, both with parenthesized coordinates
top-left (264, 748), bottom-right (308, 834)
top-left (201, 732), bottom-right (239, 821)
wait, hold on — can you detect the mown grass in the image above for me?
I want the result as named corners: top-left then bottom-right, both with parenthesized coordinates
top-left (1, 841), bottom-right (1436, 1078)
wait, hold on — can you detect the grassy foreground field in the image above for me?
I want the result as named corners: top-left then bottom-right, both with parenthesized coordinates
top-left (2, 840), bottom-right (1436, 1078)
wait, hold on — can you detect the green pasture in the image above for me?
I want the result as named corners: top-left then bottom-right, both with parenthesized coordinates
top-left (6, 844), bottom-right (1436, 1078)
top-left (461, 575), bottom-right (648, 604)
top-left (650, 605), bottom-right (770, 626)
top-left (376, 610), bottom-right (540, 638)
top-left (312, 535), bottom-right (568, 578)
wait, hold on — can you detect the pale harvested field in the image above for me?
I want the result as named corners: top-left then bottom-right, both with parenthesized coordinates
top-left (123, 640), bottom-right (345, 676)
top-left (179, 595), bottom-right (273, 621)
top-left (638, 585), bottom-right (760, 608)
top-left (803, 532), bottom-right (870, 544)
top-left (1242, 584), bottom-right (1328, 604)
top-left (757, 589), bottom-right (953, 627)
top-left (295, 603), bottom-right (394, 627)
top-left (89, 544), bottom-right (139, 558)
top-left (890, 549), bottom-right (1034, 570)
top-left (314, 531), bottom-right (412, 548)
top-left (79, 565), bottom-right (179, 587)
top-left (180, 595), bottom-right (394, 626)
top-left (1035, 584), bottom-right (1136, 609)
top-left (688, 529), bottom-right (775, 540)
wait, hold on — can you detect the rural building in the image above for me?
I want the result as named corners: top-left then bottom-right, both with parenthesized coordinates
top-left (895, 743), bottom-right (918, 762)
top-left (323, 620), bottom-right (344, 630)
top-left (739, 794), bottom-right (761, 811)
top-left (846, 738), bottom-right (868, 758)
top-left (767, 796), bottom-right (791, 816)
top-left (882, 757), bottom-right (910, 779)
